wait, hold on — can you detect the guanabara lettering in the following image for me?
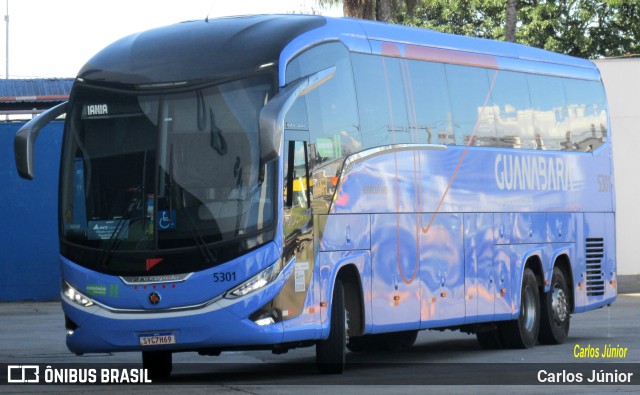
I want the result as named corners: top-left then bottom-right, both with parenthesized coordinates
top-left (495, 154), bottom-right (574, 192)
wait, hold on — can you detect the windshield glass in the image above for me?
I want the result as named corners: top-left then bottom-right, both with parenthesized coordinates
top-left (60, 75), bottom-right (276, 274)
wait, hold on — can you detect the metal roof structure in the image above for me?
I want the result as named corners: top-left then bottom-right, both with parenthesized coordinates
top-left (0, 78), bottom-right (72, 114)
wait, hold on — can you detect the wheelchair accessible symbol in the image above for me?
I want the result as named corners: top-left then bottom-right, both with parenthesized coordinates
top-left (158, 210), bottom-right (176, 230)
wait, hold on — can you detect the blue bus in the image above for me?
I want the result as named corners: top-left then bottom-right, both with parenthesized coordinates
top-left (14, 15), bottom-right (616, 377)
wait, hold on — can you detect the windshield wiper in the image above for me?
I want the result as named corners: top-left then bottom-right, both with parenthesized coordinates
top-left (96, 194), bottom-right (140, 268)
top-left (175, 201), bottom-right (217, 266)
top-left (97, 149), bottom-right (150, 267)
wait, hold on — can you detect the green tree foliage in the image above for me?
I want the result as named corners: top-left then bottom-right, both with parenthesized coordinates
top-left (403, 0), bottom-right (640, 58)
top-left (317, 1), bottom-right (640, 58)
top-left (400, 0), bottom-right (505, 38)
top-left (518, 0), bottom-right (640, 57)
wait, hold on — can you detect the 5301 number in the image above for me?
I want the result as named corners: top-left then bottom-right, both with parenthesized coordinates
top-left (213, 272), bottom-right (236, 283)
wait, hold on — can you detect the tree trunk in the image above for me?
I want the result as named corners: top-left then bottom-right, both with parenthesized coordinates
top-left (377, 0), bottom-right (391, 21)
top-left (344, 0), bottom-right (375, 20)
top-left (505, 0), bottom-right (518, 42)
top-left (405, 0), bottom-right (417, 19)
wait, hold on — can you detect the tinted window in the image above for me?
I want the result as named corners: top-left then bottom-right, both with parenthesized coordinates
top-left (312, 49), bottom-right (607, 153)
top-left (352, 53), bottom-right (411, 148)
top-left (563, 79), bottom-right (607, 151)
top-left (528, 74), bottom-right (570, 150)
top-left (406, 60), bottom-right (453, 144)
top-left (285, 42), bottom-right (361, 160)
top-left (491, 70), bottom-right (535, 149)
top-left (445, 64), bottom-right (497, 146)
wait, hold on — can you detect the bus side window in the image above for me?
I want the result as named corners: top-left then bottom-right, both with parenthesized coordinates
top-left (285, 42), bottom-right (361, 159)
top-left (491, 70), bottom-right (535, 149)
top-left (284, 140), bottom-right (310, 237)
top-left (445, 64), bottom-right (497, 146)
top-left (406, 59), bottom-right (452, 145)
top-left (352, 53), bottom-right (411, 148)
top-left (284, 140), bottom-right (309, 209)
top-left (528, 74), bottom-right (569, 150)
top-left (563, 79), bottom-right (607, 152)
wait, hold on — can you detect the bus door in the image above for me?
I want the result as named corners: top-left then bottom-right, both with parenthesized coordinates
top-left (280, 129), bottom-right (319, 341)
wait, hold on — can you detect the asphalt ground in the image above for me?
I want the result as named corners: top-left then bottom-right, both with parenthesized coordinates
top-left (1, 293), bottom-right (639, 394)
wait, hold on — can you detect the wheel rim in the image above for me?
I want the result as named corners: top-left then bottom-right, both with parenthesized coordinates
top-left (523, 285), bottom-right (537, 332)
top-left (345, 309), bottom-right (350, 344)
top-left (551, 286), bottom-right (568, 325)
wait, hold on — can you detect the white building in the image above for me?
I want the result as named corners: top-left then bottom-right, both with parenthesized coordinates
top-left (595, 58), bottom-right (640, 292)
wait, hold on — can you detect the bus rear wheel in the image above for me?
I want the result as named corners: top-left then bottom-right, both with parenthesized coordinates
top-left (316, 279), bottom-right (346, 374)
top-left (142, 350), bottom-right (172, 380)
top-left (499, 268), bottom-right (540, 349)
top-left (539, 267), bottom-right (571, 344)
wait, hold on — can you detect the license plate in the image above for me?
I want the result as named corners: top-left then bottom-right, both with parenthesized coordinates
top-left (139, 332), bottom-right (176, 346)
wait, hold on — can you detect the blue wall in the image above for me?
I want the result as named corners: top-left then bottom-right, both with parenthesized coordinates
top-left (0, 121), bottom-right (63, 301)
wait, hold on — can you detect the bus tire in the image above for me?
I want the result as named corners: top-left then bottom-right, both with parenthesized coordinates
top-left (316, 279), bottom-right (346, 374)
top-left (399, 330), bottom-right (418, 348)
top-left (142, 350), bottom-right (172, 380)
top-left (538, 267), bottom-right (571, 344)
top-left (499, 268), bottom-right (540, 349)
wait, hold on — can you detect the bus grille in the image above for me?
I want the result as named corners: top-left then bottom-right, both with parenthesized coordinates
top-left (585, 238), bottom-right (605, 296)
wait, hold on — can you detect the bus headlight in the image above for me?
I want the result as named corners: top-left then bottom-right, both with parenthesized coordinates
top-left (62, 281), bottom-right (94, 307)
top-left (226, 260), bottom-right (282, 299)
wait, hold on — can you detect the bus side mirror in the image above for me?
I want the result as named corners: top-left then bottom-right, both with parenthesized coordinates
top-left (14, 101), bottom-right (68, 180)
top-left (259, 79), bottom-right (307, 164)
top-left (259, 67), bottom-right (335, 163)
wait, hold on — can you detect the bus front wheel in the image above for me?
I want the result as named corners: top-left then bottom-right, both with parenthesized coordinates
top-left (316, 279), bottom-right (346, 374)
top-left (499, 268), bottom-right (540, 349)
top-left (538, 267), bottom-right (571, 344)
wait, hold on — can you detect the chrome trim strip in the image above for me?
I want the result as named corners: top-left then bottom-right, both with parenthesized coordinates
top-left (343, 143), bottom-right (447, 170)
top-left (119, 272), bottom-right (193, 285)
top-left (347, 143), bottom-right (445, 164)
top-left (89, 292), bottom-right (224, 314)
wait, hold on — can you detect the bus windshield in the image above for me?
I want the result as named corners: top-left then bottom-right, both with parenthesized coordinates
top-left (60, 74), bottom-right (276, 271)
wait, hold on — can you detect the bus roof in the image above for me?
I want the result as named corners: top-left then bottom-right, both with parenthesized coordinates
top-left (77, 14), bottom-right (600, 87)
top-left (280, 16), bottom-right (601, 82)
top-left (355, 18), bottom-right (595, 68)
top-left (78, 15), bottom-right (326, 86)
